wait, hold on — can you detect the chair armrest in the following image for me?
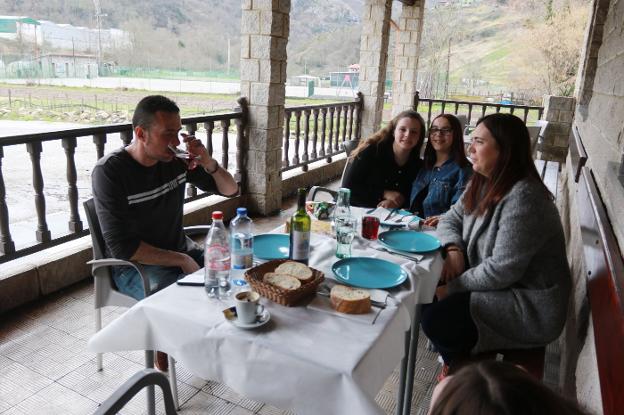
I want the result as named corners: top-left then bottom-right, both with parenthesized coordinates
top-left (93, 369), bottom-right (176, 415)
top-left (183, 225), bottom-right (211, 237)
top-left (88, 259), bottom-right (151, 297)
top-left (307, 186), bottom-right (338, 202)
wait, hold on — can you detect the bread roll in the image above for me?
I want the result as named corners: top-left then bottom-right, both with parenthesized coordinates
top-left (274, 261), bottom-right (314, 283)
top-left (263, 272), bottom-right (302, 291)
top-left (330, 285), bottom-right (371, 314)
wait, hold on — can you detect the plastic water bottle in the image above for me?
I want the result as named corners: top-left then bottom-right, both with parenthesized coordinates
top-left (204, 211), bottom-right (231, 298)
top-left (230, 207), bottom-right (254, 270)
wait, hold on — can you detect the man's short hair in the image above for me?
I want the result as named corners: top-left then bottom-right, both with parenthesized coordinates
top-left (132, 95), bottom-right (180, 130)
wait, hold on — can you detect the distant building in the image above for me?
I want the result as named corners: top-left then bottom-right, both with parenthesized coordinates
top-left (0, 15), bottom-right (130, 52)
top-left (330, 64), bottom-right (360, 88)
top-left (292, 74), bottom-right (320, 86)
top-left (6, 53), bottom-right (98, 78)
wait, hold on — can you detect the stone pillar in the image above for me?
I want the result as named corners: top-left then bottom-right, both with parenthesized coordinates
top-left (358, 0), bottom-right (392, 139)
top-left (240, 0), bottom-right (290, 215)
top-left (391, 0), bottom-right (425, 118)
top-left (541, 95), bottom-right (575, 163)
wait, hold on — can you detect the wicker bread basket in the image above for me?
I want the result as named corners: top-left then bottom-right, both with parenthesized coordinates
top-left (244, 259), bottom-right (324, 306)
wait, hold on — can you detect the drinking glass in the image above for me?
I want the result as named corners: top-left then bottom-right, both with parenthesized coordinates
top-left (361, 216), bottom-right (380, 240)
top-left (335, 216), bottom-right (356, 258)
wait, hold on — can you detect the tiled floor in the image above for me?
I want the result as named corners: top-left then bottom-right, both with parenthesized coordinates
top-left (0, 185), bottom-right (560, 414)
top-left (0, 281), bottom-right (442, 415)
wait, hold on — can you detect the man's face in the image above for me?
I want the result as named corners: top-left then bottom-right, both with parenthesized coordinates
top-left (137, 111), bottom-right (182, 163)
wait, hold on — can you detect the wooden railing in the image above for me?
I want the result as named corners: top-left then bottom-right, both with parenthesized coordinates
top-left (282, 92), bottom-right (363, 172)
top-left (0, 98), bottom-right (248, 264)
top-left (413, 92), bottom-right (544, 126)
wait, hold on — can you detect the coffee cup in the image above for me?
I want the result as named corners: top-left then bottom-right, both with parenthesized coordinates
top-left (234, 291), bottom-right (264, 324)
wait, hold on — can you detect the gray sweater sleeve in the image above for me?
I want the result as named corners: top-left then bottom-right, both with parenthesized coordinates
top-left (447, 183), bottom-right (558, 294)
top-left (436, 194), bottom-right (466, 250)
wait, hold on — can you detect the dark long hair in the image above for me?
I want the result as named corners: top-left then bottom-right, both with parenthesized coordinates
top-left (423, 113), bottom-right (469, 170)
top-left (350, 110), bottom-right (426, 159)
top-left (463, 113), bottom-right (551, 215)
top-left (429, 361), bottom-right (587, 415)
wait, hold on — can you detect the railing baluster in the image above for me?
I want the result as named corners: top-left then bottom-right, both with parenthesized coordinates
top-left (347, 104), bottom-right (354, 141)
top-left (510, 106), bottom-right (515, 115)
top-left (205, 121), bottom-right (214, 156)
top-left (481, 105), bottom-right (487, 119)
top-left (320, 108), bottom-right (327, 158)
top-left (121, 130), bottom-right (132, 146)
top-left (427, 101), bottom-right (433, 126)
top-left (0, 146), bottom-right (16, 255)
top-left (327, 107), bottom-right (334, 162)
top-left (185, 122), bottom-right (199, 198)
top-left (93, 133), bottom-right (106, 160)
top-left (441, 101), bottom-right (446, 114)
top-left (235, 97), bottom-right (249, 190)
top-left (283, 111), bottom-right (291, 168)
top-left (538, 108), bottom-right (544, 120)
top-left (302, 109), bottom-right (310, 172)
top-left (334, 105), bottom-right (342, 151)
top-left (523, 108), bottom-right (530, 123)
top-left (221, 119), bottom-right (230, 170)
top-left (311, 108), bottom-right (319, 160)
top-left (62, 137), bottom-right (82, 232)
top-left (26, 141), bottom-right (51, 243)
top-left (454, 102), bottom-right (459, 114)
top-left (355, 92), bottom-right (364, 139)
top-left (292, 110), bottom-right (301, 166)
top-left (495, 104), bottom-right (501, 113)
top-left (467, 104), bottom-right (473, 125)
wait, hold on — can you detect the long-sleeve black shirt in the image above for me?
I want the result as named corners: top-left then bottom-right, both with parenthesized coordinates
top-left (92, 148), bottom-right (218, 260)
top-left (341, 139), bottom-right (422, 208)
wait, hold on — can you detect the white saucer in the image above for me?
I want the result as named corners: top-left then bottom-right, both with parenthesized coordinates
top-left (223, 306), bottom-right (271, 329)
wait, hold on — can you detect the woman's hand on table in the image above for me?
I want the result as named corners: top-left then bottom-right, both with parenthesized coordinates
top-left (378, 191), bottom-right (404, 208)
top-left (440, 250), bottom-right (465, 283)
top-left (423, 216), bottom-right (440, 227)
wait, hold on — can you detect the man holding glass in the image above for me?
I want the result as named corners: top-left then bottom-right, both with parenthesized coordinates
top-left (92, 95), bottom-right (237, 302)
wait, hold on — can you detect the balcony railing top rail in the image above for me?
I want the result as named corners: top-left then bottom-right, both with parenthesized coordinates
top-left (413, 92), bottom-right (544, 126)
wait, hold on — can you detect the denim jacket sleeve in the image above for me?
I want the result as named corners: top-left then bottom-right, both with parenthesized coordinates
top-left (451, 164), bottom-right (473, 205)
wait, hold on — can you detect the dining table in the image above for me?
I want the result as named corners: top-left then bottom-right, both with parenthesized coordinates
top-left (88, 207), bottom-right (442, 415)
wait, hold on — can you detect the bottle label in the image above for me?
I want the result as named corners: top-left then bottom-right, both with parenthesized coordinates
top-left (205, 245), bottom-right (231, 271)
top-left (291, 230), bottom-right (310, 261)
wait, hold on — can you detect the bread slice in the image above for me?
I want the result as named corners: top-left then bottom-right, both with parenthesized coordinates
top-left (274, 261), bottom-right (314, 283)
top-left (330, 285), bottom-right (371, 314)
top-left (263, 272), bottom-right (302, 291)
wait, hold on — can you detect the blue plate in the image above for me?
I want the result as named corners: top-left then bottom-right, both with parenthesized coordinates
top-left (253, 234), bottom-right (289, 260)
top-left (378, 230), bottom-right (441, 253)
top-left (332, 257), bottom-right (408, 289)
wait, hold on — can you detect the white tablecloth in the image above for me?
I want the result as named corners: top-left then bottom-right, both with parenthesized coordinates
top-left (88, 213), bottom-right (442, 415)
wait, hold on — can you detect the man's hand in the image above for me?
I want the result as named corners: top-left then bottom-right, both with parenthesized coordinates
top-left (440, 250), bottom-right (465, 283)
top-left (178, 252), bottom-right (201, 275)
top-left (182, 134), bottom-right (218, 172)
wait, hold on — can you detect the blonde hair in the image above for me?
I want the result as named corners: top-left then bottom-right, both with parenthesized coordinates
top-left (350, 110), bottom-right (426, 159)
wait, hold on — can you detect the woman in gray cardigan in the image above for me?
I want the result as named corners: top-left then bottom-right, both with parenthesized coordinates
top-left (421, 113), bottom-right (571, 374)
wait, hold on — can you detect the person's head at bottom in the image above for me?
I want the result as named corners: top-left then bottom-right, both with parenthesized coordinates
top-left (428, 360), bottom-right (587, 415)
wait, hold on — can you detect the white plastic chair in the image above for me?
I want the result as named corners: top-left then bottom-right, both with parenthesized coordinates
top-left (84, 198), bottom-right (209, 410)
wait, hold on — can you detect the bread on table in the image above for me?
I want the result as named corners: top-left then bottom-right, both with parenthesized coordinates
top-left (274, 261), bottom-right (314, 283)
top-left (263, 272), bottom-right (302, 291)
top-left (330, 285), bottom-right (372, 314)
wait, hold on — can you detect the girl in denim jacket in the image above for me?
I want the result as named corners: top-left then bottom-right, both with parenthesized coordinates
top-left (409, 114), bottom-right (472, 227)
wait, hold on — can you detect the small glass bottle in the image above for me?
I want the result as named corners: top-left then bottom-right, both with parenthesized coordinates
top-left (204, 211), bottom-right (231, 298)
top-left (289, 188), bottom-right (311, 264)
top-left (332, 188), bottom-right (352, 230)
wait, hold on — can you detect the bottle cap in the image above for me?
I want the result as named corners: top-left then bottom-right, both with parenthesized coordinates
top-left (212, 211), bottom-right (223, 220)
top-left (236, 207), bottom-right (247, 216)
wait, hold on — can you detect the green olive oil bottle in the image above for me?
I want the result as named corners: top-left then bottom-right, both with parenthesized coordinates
top-left (289, 188), bottom-right (311, 264)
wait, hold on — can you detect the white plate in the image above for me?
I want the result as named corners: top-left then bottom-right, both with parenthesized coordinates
top-left (223, 306), bottom-right (271, 329)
